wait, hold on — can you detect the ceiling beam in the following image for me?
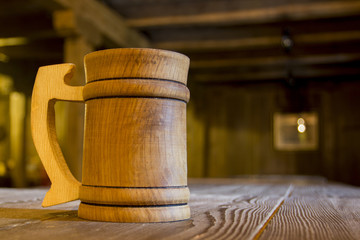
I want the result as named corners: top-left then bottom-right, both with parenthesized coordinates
top-left (190, 53), bottom-right (360, 69)
top-left (52, 0), bottom-right (149, 47)
top-left (155, 30), bottom-right (360, 51)
top-left (127, 1), bottom-right (360, 28)
top-left (0, 12), bottom-right (55, 38)
top-left (0, 40), bottom-right (63, 60)
top-left (190, 66), bottom-right (360, 82)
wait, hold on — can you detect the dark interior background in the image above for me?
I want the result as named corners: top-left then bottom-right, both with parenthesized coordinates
top-left (1, 0), bottom-right (360, 187)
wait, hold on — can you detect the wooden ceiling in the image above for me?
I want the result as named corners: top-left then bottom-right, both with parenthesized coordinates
top-left (1, 0), bottom-right (360, 83)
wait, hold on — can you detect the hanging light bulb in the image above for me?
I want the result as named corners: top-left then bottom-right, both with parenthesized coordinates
top-left (297, 117), bottom-right (306, 133)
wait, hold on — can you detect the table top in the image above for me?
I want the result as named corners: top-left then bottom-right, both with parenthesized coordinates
top-left (1, 176), bottom-right (359, 240)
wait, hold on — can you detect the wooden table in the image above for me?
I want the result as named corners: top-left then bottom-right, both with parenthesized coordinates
top-left (1, 177), bottom-right (359, 239)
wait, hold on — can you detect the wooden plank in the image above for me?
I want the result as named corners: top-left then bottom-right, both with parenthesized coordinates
top-left (190, 53), bottom-right (360, 69)
top-left (105, 0), bottom-right (326, 19)
top-left (0, 0), bottom-right (50, 17)
top-left (155, 31), bottom-right (360, 51)
top-left (190, 66), bottom-right (360, 82)
top-left (260, 184), bottom-right (360, 239)
top-left (185, 42), bottom-right (360, 62)
top-left (9, 92), bottom-right (27, 187)
top-left (162, 184), bottom-right (293, 240)
top-left (146, 16), bottom-right (360, 43)
top-left (0, 39), bottom-right (63, 60)
top-left (156, 36), bottom-right (280, 51)
top-left (52, 0), bottom-right (149, 47)
top-left (53, 10), bottom-right (102, 47)
top-left (205, 88), bottom-right (229, 177)
top-left (333, 83), bottom-right (360, 185)
top-left (0, 13), bottom-right (54, 38)
top-left (127, 1), bottom-right (360, 28)
top-left (187, 95), bottom-right (206, 177)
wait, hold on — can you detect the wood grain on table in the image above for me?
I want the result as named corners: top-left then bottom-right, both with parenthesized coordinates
top-left (0, 177), bottom-right (359, 240)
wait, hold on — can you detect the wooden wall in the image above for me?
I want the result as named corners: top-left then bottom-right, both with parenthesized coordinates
top-left (187, 79), bottom-right (360, 186)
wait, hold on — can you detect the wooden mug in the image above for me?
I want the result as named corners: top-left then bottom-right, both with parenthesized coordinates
top-left (31, 48), bottom-right (190, 222)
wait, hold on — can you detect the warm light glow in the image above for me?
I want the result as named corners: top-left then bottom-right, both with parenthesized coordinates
top-left (0, 162), bottom-right (5, 176)
top-left (0, 52), bottom-right (9, 62)
top-left (297, 118), bottom-right (305, 125)
top-left (0, 37), bottom-right (28, 47)
top-left (298, 124), bottom-right (306, 133)
top-left (0, 74), bottom-right (13, 94)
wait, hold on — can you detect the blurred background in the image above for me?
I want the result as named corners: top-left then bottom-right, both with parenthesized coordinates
top-left (1, 0), bottom-right (360, 187)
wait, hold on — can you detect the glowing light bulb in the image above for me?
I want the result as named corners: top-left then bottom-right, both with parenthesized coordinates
top-left (297, 118), bottom-right (305, 125)
top-left (298, 124), bottom-right (306, 133)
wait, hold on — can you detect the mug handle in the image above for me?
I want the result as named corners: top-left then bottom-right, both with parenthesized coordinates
top-left (31, 63), bottom-right (83, 207)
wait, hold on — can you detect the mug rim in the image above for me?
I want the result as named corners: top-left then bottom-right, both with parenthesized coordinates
top-left (84, 48), bottom-right (189, 62)
top-left (84, 48), bottom-right (190, 84)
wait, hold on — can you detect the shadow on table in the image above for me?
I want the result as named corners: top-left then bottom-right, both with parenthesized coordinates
top-left (0, 207), bottom-right (80, 222)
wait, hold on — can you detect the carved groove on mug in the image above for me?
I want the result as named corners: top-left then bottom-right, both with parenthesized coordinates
top-left (82, 79), bottom-right (190, 102)
top-left (82, 184), bottom-right (188, 189)
top-left (81, 202), bottom-right (188, 208)
top-left (78, 202), bottom-right (190, 222)
top-left (90, 77), bottom-right (187, 86)
top-left (79, 185), bottom-right (190, 205)
top-left (85, 96), bottom-right (188, 104)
